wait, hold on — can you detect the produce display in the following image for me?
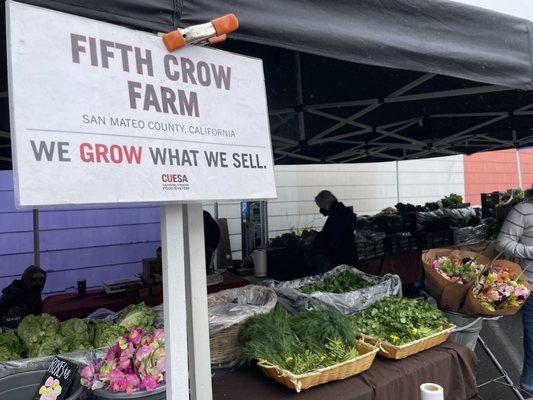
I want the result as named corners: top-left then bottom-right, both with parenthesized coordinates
top-left (0, 330), bottom-right (22, 361)
top-left (91, 322), bottom-right (127, 349)
top-left (498, 188), bottom-right (524, 207)
top-left (0, 302), bottom-right (155, 363)
top-left (81, 328), bottom-right (166, 394)
top-left (351, 297), bottom-right (449, 345)
top-left (239, 308), bottom-right (359, 375)
top-left (116, 303), bottom-right (156, 331)
top-left (473, 264), bottom-right (530, 311)
top-left (299, 271), bottom-right (373, 294)
top-left (432, 256), bottom-right (486, 284)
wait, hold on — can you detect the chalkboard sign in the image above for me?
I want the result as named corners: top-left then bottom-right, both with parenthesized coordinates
top-left (34, 357), bottom-right (78, 400)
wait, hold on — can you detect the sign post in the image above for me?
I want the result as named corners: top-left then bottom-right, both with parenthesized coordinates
top-left (6, 2), bottom-right (276, 399)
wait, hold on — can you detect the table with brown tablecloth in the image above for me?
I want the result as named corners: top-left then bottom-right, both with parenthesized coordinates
top-left (212, 342), bottom-right (477, 400)
top-left (359, 251), bottom-right (423, 284)
top-left (43, 272), bottom-right (247, 321)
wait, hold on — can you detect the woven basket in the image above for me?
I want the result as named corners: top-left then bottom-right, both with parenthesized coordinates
top-left (208, 285), bottom-right (277, 365)
top-left (360, 323), bottom-right (455, 360)
top-left (257, 341), bottom-right (378, 392)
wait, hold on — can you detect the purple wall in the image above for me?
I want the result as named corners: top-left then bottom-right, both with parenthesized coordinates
top-left (0, 170), bottom-right (161, 296)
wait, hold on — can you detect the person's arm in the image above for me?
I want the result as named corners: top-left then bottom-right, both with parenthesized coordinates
top-left (312, 221), bottom-right (331, 254)
top-left (0, 289), bottom-right (17, 317)
top-left (496, 207), bottom-right (533, 260)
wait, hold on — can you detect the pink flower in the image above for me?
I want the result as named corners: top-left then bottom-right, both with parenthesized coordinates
top-left (153, 329), bottom-right (165, 342)
top-left (105, 346), bottom-right (118, 363)
top-left (98, 359), bottom-right (116, 381)
top-left (108, 369), bottom-right (127, 393)
top-left (125, 374), bottom-right (140, 394)
top-left (127, 328), bottom-right (144, 346)
top-left (140, 376), bottom-right (158, 392)
top-left (80, 364), bottom-right (95, 389)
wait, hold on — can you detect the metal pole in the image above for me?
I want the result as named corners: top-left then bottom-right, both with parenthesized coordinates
top-left (395, 161), bottom-right (400, 204)
top-left (213, 202), bottom-right (219, 269)
top-left (32, 209), bottom-right (40, 266)
top-left (516, 148), bottom-right (524, 190)
top-left (264, 201), bottom-right (269, 245)
top-left (295, 52), bottom-right (305, 142)
top-left (477, 336), bottom-right (525, 400)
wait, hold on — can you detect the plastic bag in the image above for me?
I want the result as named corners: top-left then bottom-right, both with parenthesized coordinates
top-left (263, 265), bottom-right (402, 315)
top-left (208, 285), bottom-right (277, 334)
top-left (453, 225), bottom-right (489, 245)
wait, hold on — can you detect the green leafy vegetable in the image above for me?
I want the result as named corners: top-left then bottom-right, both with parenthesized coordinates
top-left (17, 314), bottom-right (59, 349)
top-left (239, 308), bottom-right (358, 375)
top-left (0, 330), bottom-right (23, 355)
top-left (92, 322), bottom-right (127, 348)
top-left (117, 303), bottom-right (155, 331)
top-left (299, 271), bottom-right (373, 294)
top-left (60, 318), bottom-right (90, 343)
top-left (59, 336), bottom-right (92, 354)
top-left (352, 297), bottom-right (448, 346)
top-left (27, 338), bottom-right (60, 358)
top-left (0, 346), bottom-right (21, 361)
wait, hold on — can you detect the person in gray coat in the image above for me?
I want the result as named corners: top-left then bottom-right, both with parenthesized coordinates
top-left (496, 187), bottom-right (533, 394)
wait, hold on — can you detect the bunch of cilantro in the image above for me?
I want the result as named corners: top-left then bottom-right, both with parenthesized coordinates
top-left (352, 297), bottom-right (448, 345)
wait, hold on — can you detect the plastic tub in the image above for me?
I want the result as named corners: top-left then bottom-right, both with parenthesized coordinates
top-left (93, 384), bottom-right (166, 399)
top-left (0, 369), bottom-right (83, 400)
top-left (444, 310), bottom-right (483, 351)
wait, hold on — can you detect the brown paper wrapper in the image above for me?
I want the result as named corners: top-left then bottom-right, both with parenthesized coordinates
top-left (422, 248), bottom-right (491, 312)
top-left (461, 260), bottom-right (530, 317)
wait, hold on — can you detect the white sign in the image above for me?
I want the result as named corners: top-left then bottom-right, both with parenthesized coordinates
top-left (7, 1), bottom-right (277, 207)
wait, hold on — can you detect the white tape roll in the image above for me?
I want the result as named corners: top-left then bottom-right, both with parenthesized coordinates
top-left (420, 383), bottom-right (444, 400)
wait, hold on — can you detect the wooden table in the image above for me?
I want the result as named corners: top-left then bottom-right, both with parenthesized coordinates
top-left (43, 272), bottom-right (247, 321)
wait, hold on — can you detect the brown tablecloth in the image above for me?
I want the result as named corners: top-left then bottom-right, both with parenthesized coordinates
top-left (212, 343), bottom-right (477, 400)
top-left (359, 251), bottom-right (423, 284)
top-left (43, 272), bottom-right (247, 321)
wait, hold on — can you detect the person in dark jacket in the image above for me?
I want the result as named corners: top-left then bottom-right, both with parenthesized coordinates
top-left (312, 190), bottom-right (357, 267)
top-left (0, 265), bottom-right (46, 328)
top-left (204, 210), bottom-right (221, 272)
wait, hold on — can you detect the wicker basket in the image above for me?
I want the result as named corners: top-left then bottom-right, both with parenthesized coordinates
top-left (257, 341), bottom-right (378, 392)
top-left (360, 323), bottom-right (455, 360)
top-left (208, 285), bottom-right (277, 365)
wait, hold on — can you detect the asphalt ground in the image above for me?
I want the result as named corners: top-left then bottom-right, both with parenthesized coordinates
top-left (476, 311), bottom-right (529, 400)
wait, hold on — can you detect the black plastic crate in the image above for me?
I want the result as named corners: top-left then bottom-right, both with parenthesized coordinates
top-left (385, 233), bottom-right (418, 255)
top-left (416, 230), bottom-right (454, 250)
top-left (356, 240), bottom-right (385, 261)
top-left (375, 214), bottom-right (407, 234)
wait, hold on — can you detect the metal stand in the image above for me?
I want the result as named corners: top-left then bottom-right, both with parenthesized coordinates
top-left (477, 335), bottom-right (526, 400)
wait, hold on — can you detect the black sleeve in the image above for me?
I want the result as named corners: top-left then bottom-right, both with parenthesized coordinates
top-left (203, 211), bottom-right (221, 249)
top-left (0, 288), bottom-right (18, 316)
top-left (313, 218), bottom-right (332, 254)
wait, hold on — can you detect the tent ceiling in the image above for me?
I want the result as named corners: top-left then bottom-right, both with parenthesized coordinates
top-left (1, 0), bottom-right (533, 169)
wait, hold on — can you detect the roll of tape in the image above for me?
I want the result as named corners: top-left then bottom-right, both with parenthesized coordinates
top-left (420, 383), bottom-right (444, 400)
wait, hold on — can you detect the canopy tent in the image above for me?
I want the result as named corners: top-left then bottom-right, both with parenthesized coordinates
top-left (1, 0), bottom-right (533, 168)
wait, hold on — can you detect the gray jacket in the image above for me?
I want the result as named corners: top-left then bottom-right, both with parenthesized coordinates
top-left (496, 201), bottom-right (533, 283)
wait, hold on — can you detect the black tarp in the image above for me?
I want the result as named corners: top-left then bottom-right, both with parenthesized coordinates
top-left (2, 0), bottom-right (533, 168)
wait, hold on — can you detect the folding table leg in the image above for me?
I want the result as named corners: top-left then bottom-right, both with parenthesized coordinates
top-left (477, 335), bottom-right (525, 400)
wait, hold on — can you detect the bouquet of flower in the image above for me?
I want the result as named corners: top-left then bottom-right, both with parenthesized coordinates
top-left (471, 262), bottom-right (530, 312)
top-left (432, 256), bottom-right (486, 284)
top-left (422, 249), bottom-right (491, 312)
top-left (80, 327), bottom-right (165, 394)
